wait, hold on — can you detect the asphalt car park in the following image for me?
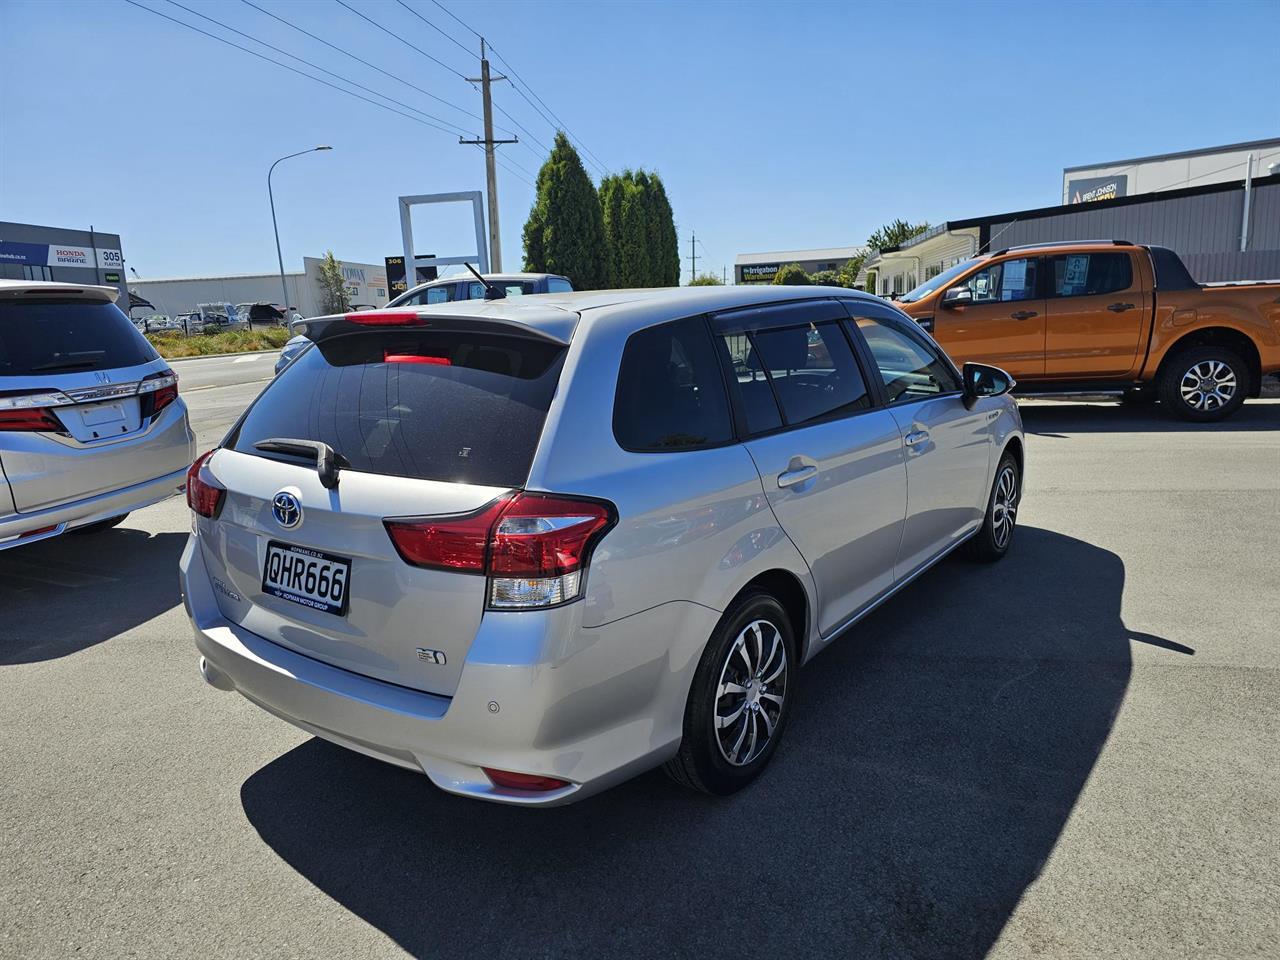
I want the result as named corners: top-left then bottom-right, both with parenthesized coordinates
top-left (1, 357), bottom-right (1277, 959)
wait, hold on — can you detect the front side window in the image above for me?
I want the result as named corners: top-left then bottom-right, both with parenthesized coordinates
top-left (614, 317), bottom-right (732, 452)
top-left (962, 257), bottom-right (1039, 304)
top-left (425, 286), bottom-right (452, 305)
top-left (1049, 252), bottom-right (1133, 298)
top-left (855, 314), bottom-right (960, 403)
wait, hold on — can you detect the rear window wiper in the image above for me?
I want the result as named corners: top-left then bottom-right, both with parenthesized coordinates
top-left (254, 438), bottom-right (350, 489)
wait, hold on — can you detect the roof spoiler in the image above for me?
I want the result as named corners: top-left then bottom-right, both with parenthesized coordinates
top-left (295, 309), bottom-right (570, 346)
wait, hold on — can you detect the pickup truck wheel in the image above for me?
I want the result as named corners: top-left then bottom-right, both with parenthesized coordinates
top-left (1158, 346), bottom-right (1248, 422)
top-left (964, 452), bottom-right (1019, 563)
top-left (663, 592), bottom-right (795, 796)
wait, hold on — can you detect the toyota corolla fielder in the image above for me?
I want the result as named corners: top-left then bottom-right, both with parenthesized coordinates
top-left (180, 286), bottom-right (1024, 805)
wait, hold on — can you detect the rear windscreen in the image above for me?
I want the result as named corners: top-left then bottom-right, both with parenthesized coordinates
top-left (0, 299), bottom-right (159, 375)
top-left (231, 330), bottom-right (567, 487)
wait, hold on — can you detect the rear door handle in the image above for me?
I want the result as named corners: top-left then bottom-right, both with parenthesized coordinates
top-left (1107, 302), bottom-right (1135, 312)
top-left (904, 429), bottom-right (929, 447)
top-left (1010, 310), bottom-right (1038, 320)
top-left (776, 465), bottom-right (818, 489)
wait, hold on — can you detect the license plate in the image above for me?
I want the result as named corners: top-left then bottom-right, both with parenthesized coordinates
top-left (261, 540), bottom-right (351, 616)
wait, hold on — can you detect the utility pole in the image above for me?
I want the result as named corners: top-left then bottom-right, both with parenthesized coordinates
top-left (688, 231), bottom-right (699, 283)
top-left (461, 39), bottom-right (518, 271)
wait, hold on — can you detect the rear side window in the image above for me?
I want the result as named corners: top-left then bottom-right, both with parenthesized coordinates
top-left (231, 331), bottom-right (566, 487)
top-left (1049, 252), bottom-right (1133, 298)
top-left (0, 299), bottom-right (158, 375)
top-left (743, 321), bottom-right (870, 425)
top-left (547, 278), bottom-right (573, 293)
top-left (614, 317), bottom-right (732, 451)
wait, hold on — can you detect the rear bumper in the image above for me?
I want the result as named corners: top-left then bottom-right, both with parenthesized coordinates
top-left (0, 464), bottom-right (189, 550)
top-left (180, 535), bottom-right (717, 806)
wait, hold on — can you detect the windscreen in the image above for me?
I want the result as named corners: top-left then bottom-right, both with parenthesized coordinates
top-left (0, 299), bottom-right (159, 375)
top-left (230, 329), bottom-right (566, 487)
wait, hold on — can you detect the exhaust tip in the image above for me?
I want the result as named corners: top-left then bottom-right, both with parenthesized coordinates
top-left (199, 656), bottom-right (235, 692)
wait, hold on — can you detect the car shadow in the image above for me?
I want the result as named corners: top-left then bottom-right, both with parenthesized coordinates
top-left (241, 526), bottom-right (1146, 959)
top-left (0, 527), bottom-right (187, 664)
top-left (1019, 398), bottom-right (1280, 435)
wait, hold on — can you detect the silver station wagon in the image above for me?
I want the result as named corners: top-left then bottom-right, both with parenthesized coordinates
top-left (0, 280), bottom-right (194, 549)
top-left (180, 286), bottom-right (1024, 805)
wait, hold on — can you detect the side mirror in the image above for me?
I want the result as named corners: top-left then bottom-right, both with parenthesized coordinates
top-left (962, 362), bottom-right (1015, 406)
top-left (942, 287), bottom-right (972, 307)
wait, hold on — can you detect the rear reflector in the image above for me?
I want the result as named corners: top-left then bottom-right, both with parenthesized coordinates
top-left (482, 768), bottom-right (571, 792)
top-left (345, 310), bottom-right (425, 326)
top-left (384, 492), bottom-right (615, 609)
top-left (186, 450), bottom-right (226, 519)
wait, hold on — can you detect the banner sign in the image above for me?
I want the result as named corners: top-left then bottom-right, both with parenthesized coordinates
top-left (1068, 175), bottom-right (1128, 204)
top-left (740, 263), bottom-right (780, 283)
top-left (384, 256), bottom-right (407, 296)
top-left (0, 241), bottom-right (123, 270)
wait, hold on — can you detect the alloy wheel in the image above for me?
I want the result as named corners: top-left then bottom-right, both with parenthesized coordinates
top-left (992, 465), bottom-right (1018, 549)
top-left (714, 619), bottom-right (788, 767)
top-left (1179, 359), bottom-right (1237, 412)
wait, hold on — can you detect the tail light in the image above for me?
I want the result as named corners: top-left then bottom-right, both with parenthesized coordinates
top-left (186, 450), bottom-right (226, 519)
top-left (385, 493), bottom-right (615, 610)
top-left (0, 389), bottom-right (72, 432)
top-left (138, 369), bottom-right (179, 416)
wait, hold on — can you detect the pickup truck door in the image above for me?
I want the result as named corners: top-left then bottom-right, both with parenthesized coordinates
top-left (931, 255), bottom-right (1046, 379)
top-left (1043, 250), bottom-right (1148, 378)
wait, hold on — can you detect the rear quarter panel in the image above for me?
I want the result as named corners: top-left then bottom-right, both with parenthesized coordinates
top-left (1145, 284), bottom-right (1280, 377)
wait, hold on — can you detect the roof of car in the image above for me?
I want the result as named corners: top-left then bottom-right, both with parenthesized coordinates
top-left (403, 271), bottom-right (566, 290)
top-left (0, 279), bottom-right (120, 302)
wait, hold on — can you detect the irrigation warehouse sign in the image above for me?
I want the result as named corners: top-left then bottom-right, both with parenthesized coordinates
top-left (1068, 174), bottom-right (1128, 204)
top-left (0, 241), bottom-right (123, 269)
top-left (740, 263), bottom-right (780, 283)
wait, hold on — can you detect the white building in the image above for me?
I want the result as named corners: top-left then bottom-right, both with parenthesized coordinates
top-left (735, 246), bottom-right (866, 284)
top-left (1061, 137), bottom-right (1280, 205)
top-left (127, 256), bottom-right (391, 319)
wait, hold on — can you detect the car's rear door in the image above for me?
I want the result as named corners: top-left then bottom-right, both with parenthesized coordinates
top-left (713, 300), bottom-right (907, 636)
top-left (931, 255), bottom-right (1046, 379)
top-left (845, 302), bottom-right (993, 579)
top-left (198, 323), bottom-right (568, 698)
top-left (1043, 249), bottom-right (1148, 378)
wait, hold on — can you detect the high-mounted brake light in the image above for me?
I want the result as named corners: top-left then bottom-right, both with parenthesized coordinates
top-left (137, 369), bottom-right (179, 416)
top-left (345, 310), bottom-right (426, 326)
top-left (186, 450), bottom-right (226, 519)
top-left (384, 353), bottom-right (450, 365)
top-left (385, 493), bottom-right (615, 610)
top-left (0, 389), bottom-right (72, 432)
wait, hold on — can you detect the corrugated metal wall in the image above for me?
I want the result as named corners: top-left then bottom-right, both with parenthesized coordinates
top-left (985, 181), bottom-right (1280, 281)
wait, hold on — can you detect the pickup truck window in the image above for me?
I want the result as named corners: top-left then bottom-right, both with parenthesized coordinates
top-left (1048, 252), bottom-right (1133, 298)
top-left (963, 257), bottom-right (1039, 304)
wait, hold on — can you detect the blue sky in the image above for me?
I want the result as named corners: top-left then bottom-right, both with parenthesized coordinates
top-left (2, 0), bottom-right (1277, 283)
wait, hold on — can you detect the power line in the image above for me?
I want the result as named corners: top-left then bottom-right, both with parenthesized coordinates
top-left (425, 0), bottom-right (608, 175)
top-left (237, 0), bottom-right (508, 135)
top-left (122, 0), bottom-right (469, 139)
top-left (393, 0), bottom-right (475, 60)
top-left (332, 0), bottom-right (469, 80)
top-left (160, 0), bottom-right (475, 137)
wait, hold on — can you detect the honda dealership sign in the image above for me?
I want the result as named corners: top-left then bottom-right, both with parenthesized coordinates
top-left (0, 241), bottom-right (123, 269)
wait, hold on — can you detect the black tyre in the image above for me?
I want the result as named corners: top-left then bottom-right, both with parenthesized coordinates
top-left (1120, 387), bottom-right (1155, 405)
top-left (70, 514), bottom-right (128, 535)
top-left (964, 452), bottom-right (1019, 562)
top-left (1157, 345), bottom-right (1249, 422)
top-left (664, 591), bottom-right (796, 796)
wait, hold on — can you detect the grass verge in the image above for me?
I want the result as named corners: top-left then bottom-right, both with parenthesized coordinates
top-left (147, 327), bottom-right (292, 359)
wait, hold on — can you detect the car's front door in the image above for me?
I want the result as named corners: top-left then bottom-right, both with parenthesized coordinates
top-left (1043, 250), bottom-right (1148, 378)
top-left (930, 255), bottom-right (1046, 379)
top-left (712, 300), bottom-right (907, 636)
top-left (847, 304), bottom-right (994, 580)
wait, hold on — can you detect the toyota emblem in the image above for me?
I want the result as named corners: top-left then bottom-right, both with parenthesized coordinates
top-left (272, 491), bottom-right (302, 529)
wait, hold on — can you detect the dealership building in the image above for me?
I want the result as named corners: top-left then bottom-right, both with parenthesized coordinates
top-left (735, 246), bottom-right (866, 285)
top-left (126, 256), bottom-right (392, 319)
top-left (0, 221), bottom-right (128, 303)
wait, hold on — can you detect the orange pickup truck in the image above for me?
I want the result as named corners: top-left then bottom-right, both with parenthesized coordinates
top-left (893, 241), bottom-right (1280, 420)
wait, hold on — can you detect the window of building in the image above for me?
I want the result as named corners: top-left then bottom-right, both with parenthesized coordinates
top-left (925, 264), bottom-right (942, 281)
top-left (376, 288), bottom-right (385, 298)
top-left (1048, 252), bottom-right (1133, 298)
top-left (347, 286), bottom-right (359, 298)
top-left (614, 317), bottom-right (733, 452)
top-left (22, 265), bottom-right (53, 281)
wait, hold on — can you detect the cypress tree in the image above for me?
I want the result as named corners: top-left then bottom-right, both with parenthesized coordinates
top-left (646, 172), bottom-right (680, 286)
top-left (521, 132), bottom-right (608, 289)
top-left (599, 173), bottom-right (627, 288)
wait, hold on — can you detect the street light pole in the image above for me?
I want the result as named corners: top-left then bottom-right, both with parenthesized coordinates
top-left (268, 146), bottom-right (331, 313)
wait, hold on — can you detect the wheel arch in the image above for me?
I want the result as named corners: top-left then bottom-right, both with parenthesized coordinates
top-left (1157, 327), bottom-right (1263, 397)
top-left (732, 568), bottom-right (812, 664)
